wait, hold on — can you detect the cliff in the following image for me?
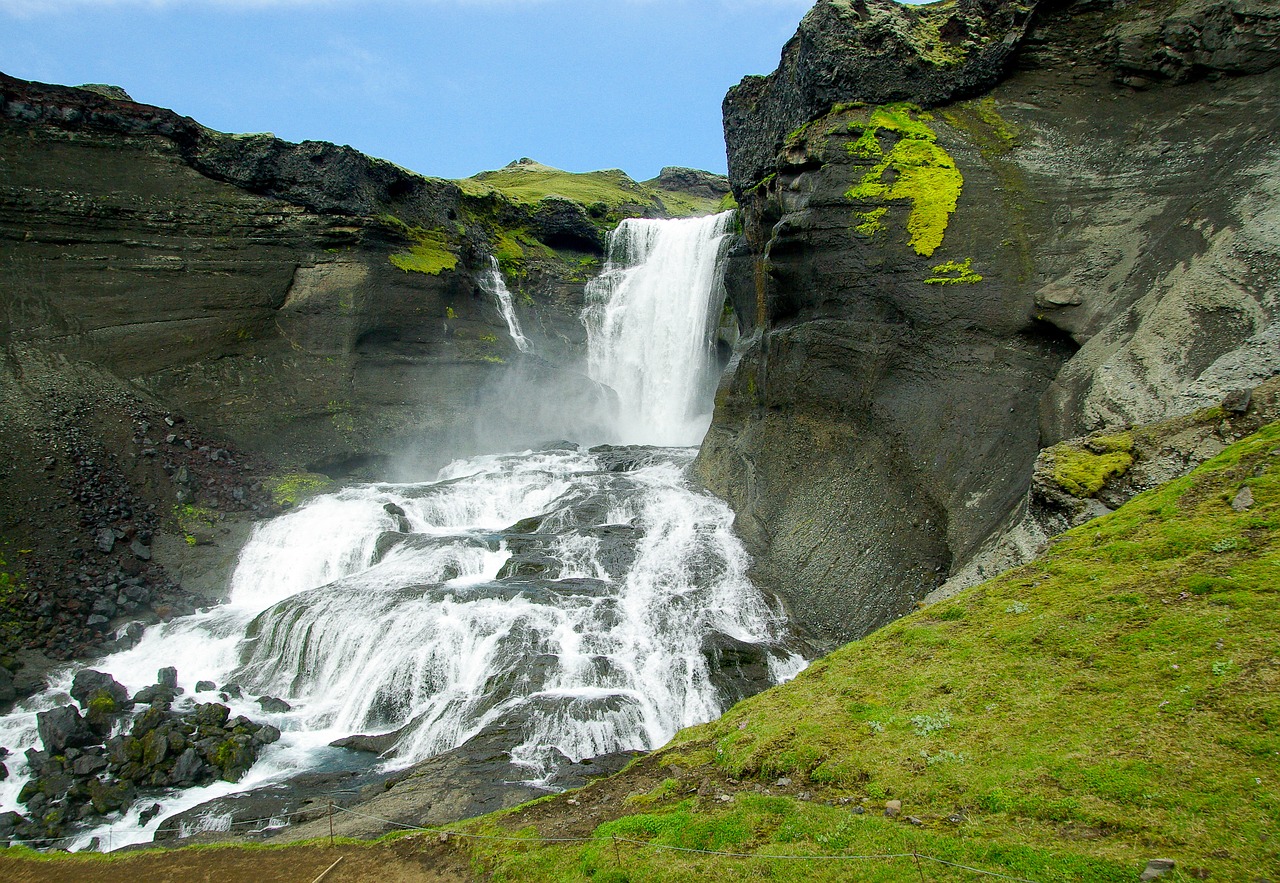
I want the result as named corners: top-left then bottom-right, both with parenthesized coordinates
top-left (0, 73), bottom-right (724, 664)
top-left (700, 0), bottom-right (1280, 646)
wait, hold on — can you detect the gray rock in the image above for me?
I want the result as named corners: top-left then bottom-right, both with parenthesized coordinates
top-left (156, 666), bottom-right (178, 689)
top-left (36, 705), bottom-right (97, 754)
top-left (1140, 858), bottom-right (1176, 881)
top-left (256, 696), bottom-right (292, 714)
top-left (195, 680), bottom-right (217, 692)
top-left (1223, 388), bottom-right (1253, 413)
top-left (130, 539), bottom-right (152, 561)
top-left (1232, 486), bottom-right (1255, 512)
top-left (884, 799), bottom-right (902, 818)
top-left (95, 528), bottom-right (116, 553)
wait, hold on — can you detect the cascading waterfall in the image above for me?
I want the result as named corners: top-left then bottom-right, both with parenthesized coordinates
top-left (480, 256), bottom-right (531, 353)
top-left (585, 212), bottom-right (733, 446)
top-left (0, 211), bottom-right (804, 851)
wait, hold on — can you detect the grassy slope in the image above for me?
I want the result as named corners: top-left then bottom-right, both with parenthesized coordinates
top-left (458, 162), bottom-right (729, 218)
top-left (464, 423), bottom-right (1280, 882)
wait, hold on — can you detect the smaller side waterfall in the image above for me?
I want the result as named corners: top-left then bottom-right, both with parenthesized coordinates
top-left (481, 257), bottom-right (531, 353)
top-left (584, 212), bottom-right (733, 446)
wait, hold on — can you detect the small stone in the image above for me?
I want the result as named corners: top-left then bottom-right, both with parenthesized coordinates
top-left (95, 528), bottom-right (116, 553)
top-left (157, 667), bottom-right (178, 689)
top-left (195, 680), bottom-right (216, 692)
top-left (1232, 486), bottom-right (1254, 512)
top-left (852, 805), bottom-right (865, 815)
top-left (130, 539), bottom-right (152, 561)
top-left (1140, 858), bottom-right (1176, 881)
top-left (775, 777), bottom-right (792, 787)
top-left (884, 799), bottom-right (901, 818)
top-left (906, 815), bottom-right (924, 826)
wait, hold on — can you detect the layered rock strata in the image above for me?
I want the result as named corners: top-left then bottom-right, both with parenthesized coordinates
top-left (703, 0), bottom-right (1280, 646)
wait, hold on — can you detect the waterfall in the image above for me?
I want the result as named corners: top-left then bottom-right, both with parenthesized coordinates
top-left (584, 212), bottom-right (733, 446)
top-left (480, 257), bottom-right (531, 353)
top-left (0, 211), bottom-right (804, 852)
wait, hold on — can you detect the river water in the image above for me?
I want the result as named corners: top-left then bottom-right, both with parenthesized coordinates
top-left (0, 212), bottom-right (804, 850)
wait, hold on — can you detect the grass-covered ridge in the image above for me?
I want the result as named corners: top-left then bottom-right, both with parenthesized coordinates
top-left (462, 422), bottom-right (1280, 882)
top-left (458, 160), bottom-right (729, 219)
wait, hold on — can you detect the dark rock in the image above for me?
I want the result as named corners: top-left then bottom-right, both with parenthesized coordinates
top-left (219, 683), bottom-right (243, 699)
top-left (643, 167), bottom-right (732, 202)
top-left (701, 633), bottom-right (775, 706)
top-left (130, 539), bottom-right (152, 561)
top-left (330, 728), bottom-right (404, 756)
top-left (70, 669), bottom-right (132, 710)
top-left (253, 724), bottom-right (281, 745)
top-left (0, 667), bottom-right (14, 704)
top-left (1223, 388), bottom-right (1253, 413)
top-left (724, 0), bottom-right (1040, 190)
top-left (36, 705), bottom-right (97, 754)
top-left (195, 680), bottom-right (217, 693)
top-left (191, 702), bottom-right (230, 729)
top-left (139, 802), bottom-right (163, 825)
top-left (169, 747), bottom-right (208, 786)
top-left (71, 753), bottom-right (108, 777)
top-left (156, 666), bottom-right (178, 689)
top-left (256, 696), bottom-right (291, 714)
top-left (383, 502), bottom-right (406, 518)
top-left (132, 685), bottom-right (179, 706)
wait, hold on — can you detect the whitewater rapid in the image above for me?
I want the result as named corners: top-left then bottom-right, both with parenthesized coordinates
top-left (0, 210), bottom-right (804, 850)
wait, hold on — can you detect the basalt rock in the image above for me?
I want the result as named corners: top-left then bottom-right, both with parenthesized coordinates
top-left (704, 0), bottom-right (1280, 647)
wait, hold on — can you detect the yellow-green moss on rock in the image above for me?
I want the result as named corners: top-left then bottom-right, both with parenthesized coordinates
top-left (264, 472), bottom-right (334, 508)
top-left (1049, 432), bottom-right (1135, 498)
top-left (845, 103), bottom-right (963, 257)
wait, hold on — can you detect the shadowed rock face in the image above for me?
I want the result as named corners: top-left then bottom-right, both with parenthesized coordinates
top-left (703, 0), bottom-right (1280, 648)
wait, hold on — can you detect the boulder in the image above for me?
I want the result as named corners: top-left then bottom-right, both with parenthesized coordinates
top-left (36, 705), bottom-right (97, 754)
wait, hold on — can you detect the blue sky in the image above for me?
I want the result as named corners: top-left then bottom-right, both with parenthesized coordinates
top-left (0, 0), bottom-right (921, 182)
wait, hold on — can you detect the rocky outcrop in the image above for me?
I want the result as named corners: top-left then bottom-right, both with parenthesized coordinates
top-left (5, 666), bottom-right (281, 845)
top-left (702, 0), bottom-right (1280, 647)
top-left (723, 0), bottom-right (1040, 190)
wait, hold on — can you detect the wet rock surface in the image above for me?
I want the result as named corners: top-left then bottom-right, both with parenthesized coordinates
top-left (1, 667), bottom-right (280, 846)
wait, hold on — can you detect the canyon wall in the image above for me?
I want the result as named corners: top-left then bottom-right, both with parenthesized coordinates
top-left (701, 0), bottom-right (1280, 646)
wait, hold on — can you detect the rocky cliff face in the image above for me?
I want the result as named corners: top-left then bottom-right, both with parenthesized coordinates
top-left (0, 73), bottom-right (723, 666)
top-left (701, 0), bottom-right (1280, 647)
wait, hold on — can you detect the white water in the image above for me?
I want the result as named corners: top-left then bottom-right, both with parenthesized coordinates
top-left (585, 212), bottom-right (733, 446)
top-left (480, 257), bottom-right (531, 353)
top-left (0, 212), bottom-right (805, 851)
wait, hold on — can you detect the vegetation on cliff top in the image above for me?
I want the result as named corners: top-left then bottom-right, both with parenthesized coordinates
top-left (460, 422), bottom-right (1280, 882)
top-left (458, 161), bottom-right (727, 219)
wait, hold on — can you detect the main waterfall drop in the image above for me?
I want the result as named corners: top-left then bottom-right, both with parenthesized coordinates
top-left (0, 211), bottom-right (801, 851)
top-left (585, 212), bottom-right (733, 446)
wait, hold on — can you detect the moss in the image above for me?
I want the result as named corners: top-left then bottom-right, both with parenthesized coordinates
top-left (1050, 442), bottom-right (1135, 498)
top-left (844, 103), bottom-right (963, 257)
top-left (264, 472), bottom-right (333, 508)
top-left (87, 692), bottom-right (119, 715)
top-left (924, 257), bottom-right (983, 285)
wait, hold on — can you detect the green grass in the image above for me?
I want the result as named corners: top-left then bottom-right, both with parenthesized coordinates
top-left (458, 161), bottom-right (725, 218)
top-left (461, 422), bottom-right (1280, 882)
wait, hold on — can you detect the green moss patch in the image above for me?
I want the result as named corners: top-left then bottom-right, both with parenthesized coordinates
top-left (264, 472), bottom-right (333, 508)
top-left (1050, 433), bottom-right (1136, 498)
top-left (924, 257), bottom-right (983, 285)
top-left (845, 104), bottom-right (963, 257)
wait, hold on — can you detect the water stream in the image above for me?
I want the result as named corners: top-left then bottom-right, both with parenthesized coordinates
top-left (0, 211), bottom-right (803, 850)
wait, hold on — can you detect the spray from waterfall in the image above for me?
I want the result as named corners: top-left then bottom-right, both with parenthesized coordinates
top-left (584, 212), bottom-right (733, 446)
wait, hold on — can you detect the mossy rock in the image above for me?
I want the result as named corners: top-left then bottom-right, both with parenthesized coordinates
top-left (265, 472), bottom-right (334, 508)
